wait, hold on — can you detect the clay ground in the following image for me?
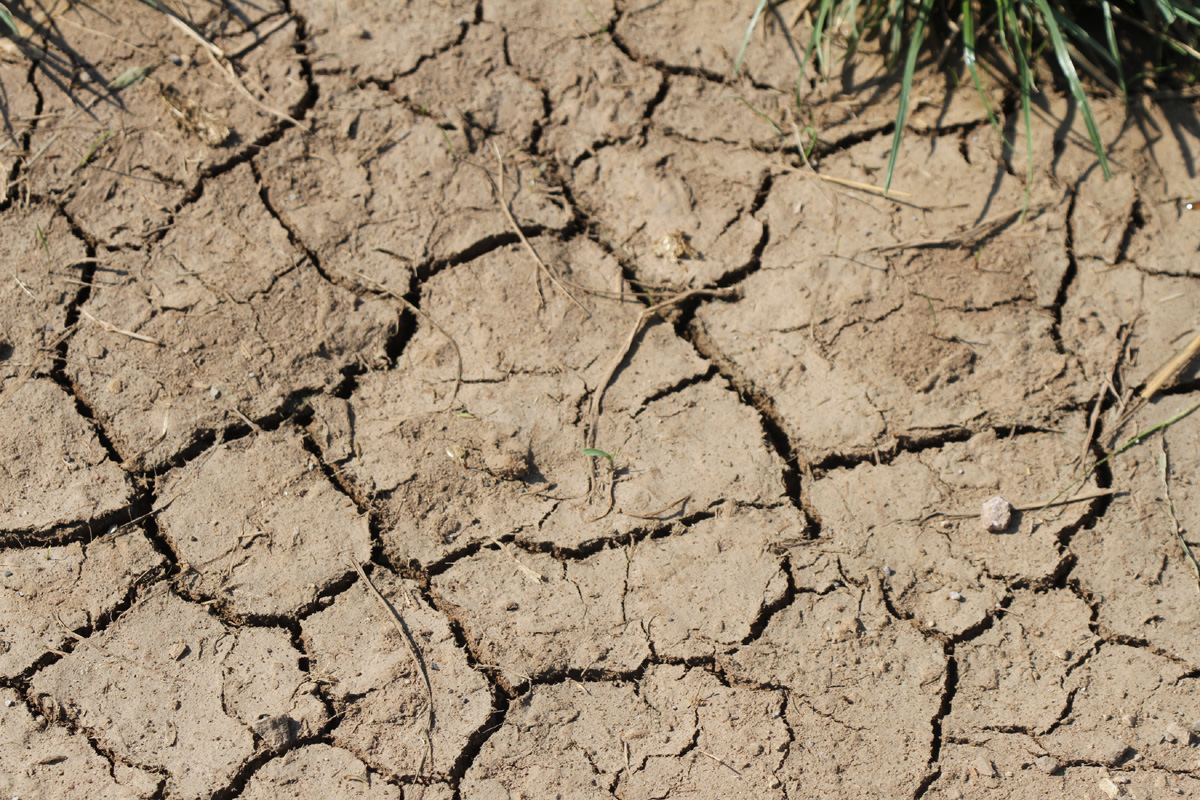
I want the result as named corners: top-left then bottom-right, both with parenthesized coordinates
top-left (2, 0), bottom-right (1200, 798)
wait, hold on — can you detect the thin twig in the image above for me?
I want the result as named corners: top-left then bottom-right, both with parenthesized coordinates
top-left (357, 272), bottom-right (462, 411)
top-left (1158, 442), bottom-right (1200, 597)
top-left (1140, 328), bottom-right (1200, 400)
top-left (349, 559), bottom-right (436, 774)
top-left (621, 494), bottom-right (691, 520)
top-left (489, 537), bottom-right (546, 584)
top-left (484, 142), bottom-right (590, 315)
top-left (80, 308), bottom-right (162, 345)
top-left (200, 46), bottom-right (309, 133)
top-left (583, 289), bottom-right (733, 519)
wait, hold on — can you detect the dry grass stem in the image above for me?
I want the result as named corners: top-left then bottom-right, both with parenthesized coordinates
top-left (349, 559), bottom-right (436, 774)
top-left (483, 141), bottom-right (590, 315)
top-left (1140, 329), bottom-right (1200, 400)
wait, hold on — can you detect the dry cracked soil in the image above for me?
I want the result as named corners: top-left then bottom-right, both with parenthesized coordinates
top-left (2, 0), bottom-right (1200, 798)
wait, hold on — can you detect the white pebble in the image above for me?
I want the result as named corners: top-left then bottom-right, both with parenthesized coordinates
top-left (949, 591), bottom-right (963, 602)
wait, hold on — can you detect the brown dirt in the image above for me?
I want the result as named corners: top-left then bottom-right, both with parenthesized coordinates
top-left (2, 0), bottom-right (1199, 798)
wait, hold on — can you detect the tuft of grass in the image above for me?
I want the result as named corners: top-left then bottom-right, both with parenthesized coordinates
top-left (739, 0), bottom-right (1200, 193)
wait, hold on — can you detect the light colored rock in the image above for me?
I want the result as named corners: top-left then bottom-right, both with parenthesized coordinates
top-left (981, 495), bottom-right (1013, 532)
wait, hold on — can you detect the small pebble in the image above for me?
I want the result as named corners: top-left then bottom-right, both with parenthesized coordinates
top-left (1098, 777), bottom-right (1122, 799)
top-left (209, 385), bottom-right (221, 399)
top-left (981, 495), bottom-right (1013, 532)
top-left (1165, 721), bottom-right (1193, 745)
top-left (1098, 737), bottom-right (1131, 766)
top-left (949, 591), bottom-right (964, 602)
top-left (1035, 755), bottom-right (1060, 774)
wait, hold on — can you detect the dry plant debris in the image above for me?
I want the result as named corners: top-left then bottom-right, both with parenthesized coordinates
top-left (2, 0), bottom-right (1200, 797)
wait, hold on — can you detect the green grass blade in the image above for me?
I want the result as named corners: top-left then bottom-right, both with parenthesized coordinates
top-left (1101, 0), bottom-right (1127, 98)
top-left (883, 0), bottom-right (935, 193)
top-left (962, 0), bottom-right (1009, 147)
top-left (1031, 0), bottom-right (1113, 179)
top-left (1152, 0), bottom-right (1179, 25)
top-left (735, 0), bottom-right (771, 77)
top-left (807, 0), bottom-right (836, 78)
top-left (0, 3), bottom-right (16, 34)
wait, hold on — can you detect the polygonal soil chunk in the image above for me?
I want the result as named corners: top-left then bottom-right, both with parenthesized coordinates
top-left (390, 23), bottom-right (543, 147)
top-left (0, 529), bottom-right (163, 677)
top-left (26, 2), bottom-right (305, 246)
top-left (329, 235), bottom-right (783, 563)
top-left (241, 744), bottom-right (401, 800)
top-left (158, 426), bottom-right (371, 619)
top-left (30, 590), bottom-right (327, 800)
top-left (433, 545), bottom-right (648, 684)
top-left (66, 163), bottom-right (395, 470)
top-left (0, 688), bottom-right (160, 799)
top-left (806, 419), bottom-right (1095, 636)
top-left (295, 0), bottom-right (471, 79)
top-left (946, 589), bottom-right (1097, 737)
top-left (721, 582), bottom-right (944, 798)
top-left (0, 204), bottom-right (87, 387)
top-left (695, 271), bottom-right (1087, 463)
top-left (302, 565), bottom-right (492, 780)
top-left (433, 508), bottom-right (794, 683)
top-left (932, 736), bottom-right (1200, 799)
top-left (572, 133), bottom-right (767, 288)
top-left (461, 664), bottom-right (788, 799)
top-left (1038, 643), bottom-right (1200, 772)
top-left (0, 379), bottom-right (132, 538)
top-left (487, 0), bottom-right (661, 164)
top-left (1071, 392), bottom-right (1200, 668)
top-left (615, 0), bottom-right (805, 89)
top-left (257, 76), bottom-right (570, 289)
top-left (1061, 267), bottom-right (1200, 392)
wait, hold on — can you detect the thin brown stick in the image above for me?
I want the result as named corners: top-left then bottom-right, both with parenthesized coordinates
top-left (485, 142), bottom-right (590, 316)
top-left (583, 289), bottom-right (733, 519)
top-left (621, 494), bottom-right (691, 520)
top-left (80, 308), bottom-right (162, 345)
top-left (489, 537), bottom-right (546, 584)
top-left (1140, 329), bottom-right (1200, 400)
top-left (1158, 441), bottom-right (1200, 596)
top-left (200, 46), bottom-right (309, 133)
top-left (357, 272), bottom-right (462, 410)
top-left (349, 559), bottom-right (435, 774)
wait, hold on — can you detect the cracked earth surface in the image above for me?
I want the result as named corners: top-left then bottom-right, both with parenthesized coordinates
top-left (1, 0), bottom-right (1199, 798)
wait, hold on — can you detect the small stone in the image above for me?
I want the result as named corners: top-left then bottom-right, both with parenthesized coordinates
top-left (949, 591), bottom-right (964, 602)
top-left (973, 756), bottom-right (997, 778)
top-left (1165, 721), bottom-right (1193, 745)
top-left (1097, 737), bottom-right (1131, 766)
top-left (1098, 777), bottom-right (1122, 799)
top-left (1120, 712), bottom-right (1138, 728)
top-left (167, 642), bottom-right (188, 660)
top-left (981, 496), bottom-right (1013, 532)
top-left (209, 385), bottom-right (221, 399)
top-left (1034, 755), bottom-right (1060, 775)
top-left (251, 715), bottom-right (295, 750)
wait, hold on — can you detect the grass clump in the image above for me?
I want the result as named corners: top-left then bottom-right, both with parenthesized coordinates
top-left (739, 0), bottom-right (1200, 192)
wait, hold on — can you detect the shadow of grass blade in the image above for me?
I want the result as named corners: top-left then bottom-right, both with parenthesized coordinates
top-left (1032, 0), bottom-right (1113, 179)
top-left (884, 0), bottom-right (936, 193)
